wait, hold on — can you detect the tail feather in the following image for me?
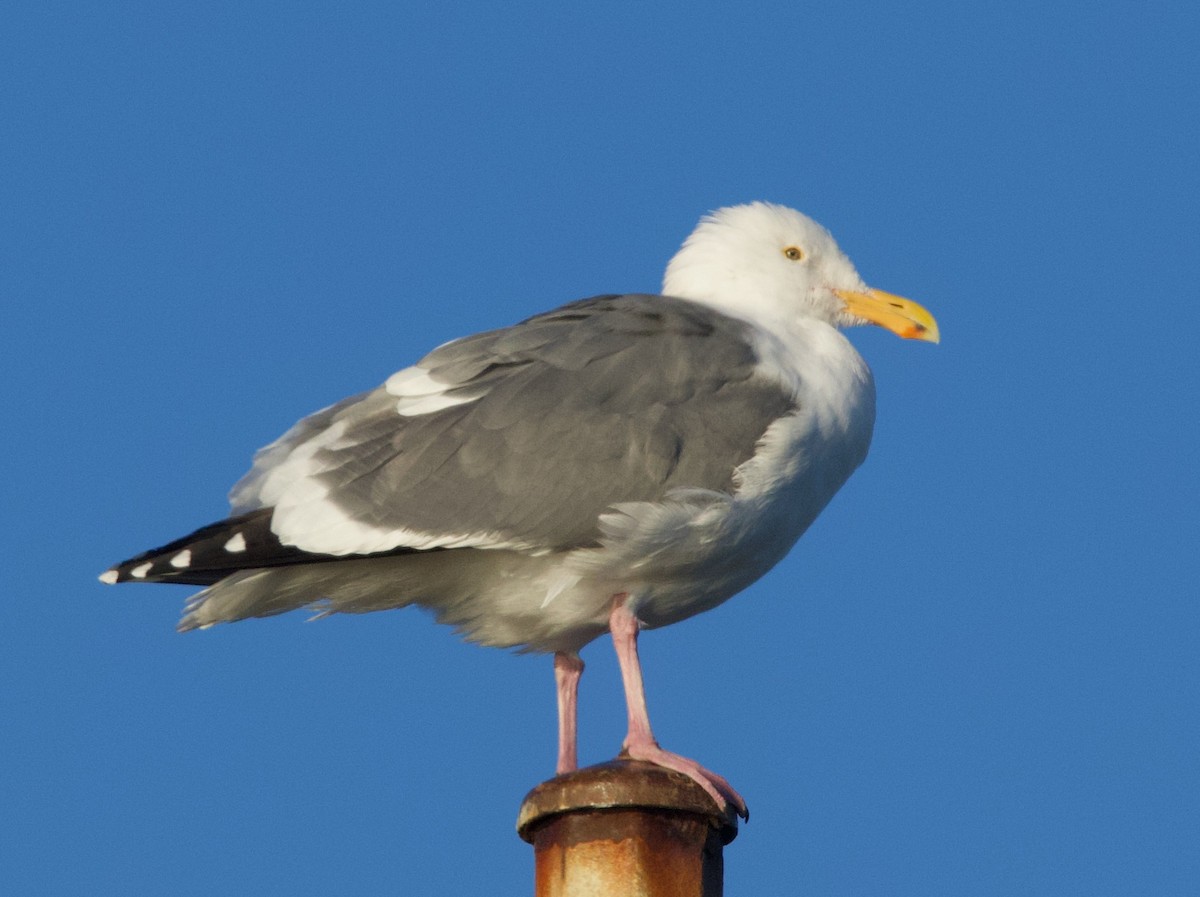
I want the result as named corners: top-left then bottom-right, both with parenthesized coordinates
top-left (98, 508), bottom-right (418, 587)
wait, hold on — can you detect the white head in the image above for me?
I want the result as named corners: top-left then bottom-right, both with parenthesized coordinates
top-left (663, 202), bottom-right (938, 342)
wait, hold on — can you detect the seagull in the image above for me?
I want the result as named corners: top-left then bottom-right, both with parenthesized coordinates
top-left (101, 202), bottom-right (938, 818)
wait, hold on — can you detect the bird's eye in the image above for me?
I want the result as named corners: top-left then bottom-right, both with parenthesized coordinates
top-left (782, 246), bottom-right (804, 261)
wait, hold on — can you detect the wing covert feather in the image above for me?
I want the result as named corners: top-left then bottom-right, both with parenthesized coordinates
top-left (236, 295), bottom-right (799, 553)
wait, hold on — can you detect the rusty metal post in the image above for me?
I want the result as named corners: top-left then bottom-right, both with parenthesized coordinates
top-left (517, 759), bottom-right (739, 897)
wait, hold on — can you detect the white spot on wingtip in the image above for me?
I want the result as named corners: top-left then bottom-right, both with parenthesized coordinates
top-left (224, 532), bottom-right (247, 553)
top-left (169, 550), bottom-right (192, 568)
top-left (131, 562), bottom-right (153, 579)
top-left (98, 569), bottom-right (119, 585)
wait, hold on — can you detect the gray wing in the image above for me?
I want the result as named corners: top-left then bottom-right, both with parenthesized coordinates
top-left (230, 294), bottom-right (799, 555)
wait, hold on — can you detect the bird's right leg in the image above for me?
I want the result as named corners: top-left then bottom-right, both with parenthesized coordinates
top-left (554, 651), bottom-right (584, 774)
top-left (609, 594), bottom-right (748, 819)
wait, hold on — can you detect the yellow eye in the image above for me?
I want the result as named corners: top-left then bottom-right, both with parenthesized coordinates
top-left (782, 246), bottom-right (804, 261)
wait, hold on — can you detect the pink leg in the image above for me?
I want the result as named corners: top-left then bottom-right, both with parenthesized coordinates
top-left (554, 651), bottom-right (584, 774)
top-left (609, 595), bottom-right (748, 819)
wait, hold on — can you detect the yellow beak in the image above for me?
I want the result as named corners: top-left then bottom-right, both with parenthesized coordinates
top-left (833, 288), bottom-right (940, 344)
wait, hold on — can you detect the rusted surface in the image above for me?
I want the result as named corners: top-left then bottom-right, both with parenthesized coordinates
top-left (518, 759), bottom-right (738, 897)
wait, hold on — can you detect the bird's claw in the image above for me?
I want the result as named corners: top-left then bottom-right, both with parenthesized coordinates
top-left (620, 743), bottom-right (749, 821)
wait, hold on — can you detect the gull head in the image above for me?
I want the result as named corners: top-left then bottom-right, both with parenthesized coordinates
top-left (663, 202), bottom-right (938, 343)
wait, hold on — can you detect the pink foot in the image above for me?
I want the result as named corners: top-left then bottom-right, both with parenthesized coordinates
top-left (621, 739), bottom-right (749, 820)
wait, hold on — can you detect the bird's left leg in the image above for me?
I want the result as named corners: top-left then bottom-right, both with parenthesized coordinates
top-left (609, 594), bottom-right (748, 819)
top-left (554, 651), bottom-right (584, 774)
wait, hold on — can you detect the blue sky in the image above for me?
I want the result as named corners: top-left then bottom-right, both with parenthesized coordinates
top-left (3, 1), bottom-right (1197, 894)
